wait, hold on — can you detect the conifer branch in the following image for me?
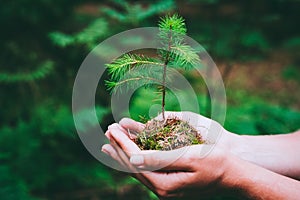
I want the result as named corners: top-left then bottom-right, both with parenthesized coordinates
top-left (170, 44), bottom-right (200, 69)
top-left (106, 76), bottom-right (162, 94)
top-left (106, 54), bottom-right (164, 80)
top-left (105, 14), bottom-right (202, 120)
top-left (0, 61), bottom-right (54, 83)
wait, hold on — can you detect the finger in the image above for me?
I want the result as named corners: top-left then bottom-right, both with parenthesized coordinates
top-left (130, 147), bottom-right (194, 171)
top-left (104, 128), bottom-right (133, 168)
top-left (119, 118), bottom-right (145, 132)
top-left (101, 143), bottom-right (131, 171)
top-left (105, 129), bottom-right (112, 140)
top-left (117, 119), bottom-right (139, 139)
top-left (102, 144), bottom-right (125, 165)
top-left (141, 171), bottom-right (192, 198)
top-left (107, 123), bottom-right (132, 139)
top-left (105, 123), bottom-right (122, 140)
top-left (109, 139), bottom-right (141, 173)
top-left (108, 125), bottom-right (141, 156)
top-left (108, 123), bottom-right (132, 139)
top-left (101, 144), bottom-right (116, 157)
top-left (107, 123), bottom-right (125, 132)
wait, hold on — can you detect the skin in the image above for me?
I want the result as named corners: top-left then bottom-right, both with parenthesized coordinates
top-left (102, 111), bottom-right (300, 199)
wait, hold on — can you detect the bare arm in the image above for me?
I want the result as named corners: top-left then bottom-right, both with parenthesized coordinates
top-left (103, 121), bottom-right (300, 199)
top-left (158, 111), bottom-right (300, 179)
top-left (224, 154), bottom-right (300, 200)
top-left (112, 111), bottom-right (300, 179)
top-left (227, 129), bottom-right (300, 179)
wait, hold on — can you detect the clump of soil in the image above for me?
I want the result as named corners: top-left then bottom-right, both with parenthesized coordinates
top-left (134, 118), bottom-right (204, 151)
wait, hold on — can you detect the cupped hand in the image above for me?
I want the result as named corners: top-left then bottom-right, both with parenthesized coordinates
top-left (102, 111), bottom-right (236, 199)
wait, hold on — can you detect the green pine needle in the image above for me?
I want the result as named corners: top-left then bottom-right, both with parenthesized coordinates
top-left (105, 13), bottom-right (202, 111)
top-left (107, 65), bottom-right (164, 94)
top-left (170, 43), bottom-right (201, 69)
top-left (0, 61), bottom-right (54, 83)
top-left (106, 54), bottom-right (163, 81)
top-left (158, 14), bottom-right (186, 34)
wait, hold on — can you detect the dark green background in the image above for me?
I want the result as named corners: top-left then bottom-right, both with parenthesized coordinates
top-left (1, 0), bottom-right (299, 199)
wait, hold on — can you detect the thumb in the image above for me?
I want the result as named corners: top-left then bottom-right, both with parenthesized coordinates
top-left (119, 118), bottom-right (145, 132)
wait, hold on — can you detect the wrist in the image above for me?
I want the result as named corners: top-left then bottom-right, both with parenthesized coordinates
top-left (220, 154), bottom-right (294, 200)
top-left (218, 152), bottom-right (244, 193)
top-left (219, 154), bottom-right (257, 197)
top-left (219, 129), bottom-right (243, 156)
top-left (211, 130), bottom-right (244, 190)
top-left (223, 130), bottom-right (253, 163)
top-left (216, 131), bottom-right (252, 192)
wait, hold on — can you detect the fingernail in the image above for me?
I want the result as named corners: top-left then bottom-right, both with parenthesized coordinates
top-left (101, 146), bottom-right (110, 156)
top-left (108, 123), bottom-right (119, 130)
top-left (130, 155), bottom-right (144, 165)
top-left (105, 131), bottom-right (111, 140)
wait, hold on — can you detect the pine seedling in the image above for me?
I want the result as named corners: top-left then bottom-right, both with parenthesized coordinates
top-left (105, 14), bottom-right (205, 150)
top-left (106, 14), bottom-right (201, 121)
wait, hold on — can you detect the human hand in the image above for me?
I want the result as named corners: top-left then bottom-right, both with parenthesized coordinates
top-left (117, 111), bottom-right (238, 163)
top-left (102, 111), bottom-right (237, 199)
top-left (102, 112), bottom-right (300, 199)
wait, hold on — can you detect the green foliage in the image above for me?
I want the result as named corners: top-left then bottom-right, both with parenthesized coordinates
top-left (1, 1), bottom-right (177, 199)
top-left (49, 18), bottom-right (108, 48)
top-left (187, 0), bottom-right (219, 3)
top-left (194, 23), bottom-right (270, 61)
top-left (283, 37), bottom-right (300, 49)
top-left (282, 65), bottom-right (300, 82)
top-left (0, 166), bottom-right (33, 200)
top-left (106, 14), bottom-right (201, 119)
top-left (0, 102), bottom-right (110, 197)
top-left (224, 90), bottom-right (300, 135)
top-left (50, 0), bottom-right (176, 50)
top-left (169, 43), bottom-right (201, 69)
top-left (1, 0), bottom-right (299, 199)
top-left (74, 106), bottom-right (109, 132)
top-left (158, 14), bottom-right (187, 35)
top-left (240, 31), bottom-right (269, 51)
top-left (130, 88), bottom-right (300, 136)
top-left (106, 54), bottom-right (163, 82)
top-left (129, 87), bottom-right (196, 120)
top-left (102, 0), bottom-right (175, 25)
top-left (158, 14), bottom-right (200, 69)
top-left (255, 105), bottom-right (300, 134)
top-left (0, 61), bottom-right (54, 83)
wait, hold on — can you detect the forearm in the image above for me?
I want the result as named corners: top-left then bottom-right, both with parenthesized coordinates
top-left (228, 129), bottom-right (300, 179)
top-left (223, 155), bottom-right (300, 200)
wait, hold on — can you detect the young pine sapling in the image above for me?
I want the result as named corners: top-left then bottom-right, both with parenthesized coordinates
top-left (106, 14), bottom-right (205, 150)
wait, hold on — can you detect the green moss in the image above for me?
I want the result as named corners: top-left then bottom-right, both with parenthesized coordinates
top-left (135, 118), bottom-right (204, 150)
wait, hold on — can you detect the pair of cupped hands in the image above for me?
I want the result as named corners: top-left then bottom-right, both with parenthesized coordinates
top-left (102, 111), bottom-right (238, 199)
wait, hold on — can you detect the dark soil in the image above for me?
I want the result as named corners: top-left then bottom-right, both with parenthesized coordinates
top-left (134, 118), bottom-right (204, 150)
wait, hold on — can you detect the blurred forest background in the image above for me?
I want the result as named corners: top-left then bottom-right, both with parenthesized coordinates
top-left (1, 0), bottom-right (299, 199)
